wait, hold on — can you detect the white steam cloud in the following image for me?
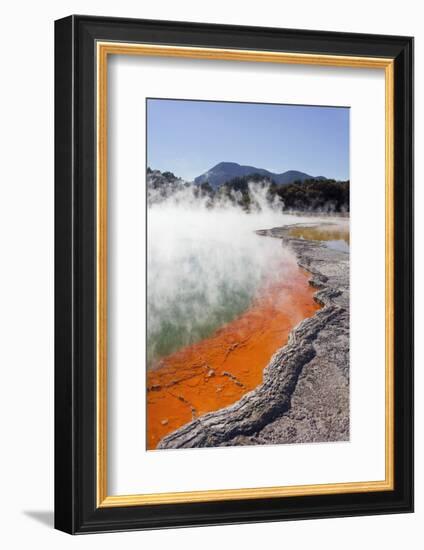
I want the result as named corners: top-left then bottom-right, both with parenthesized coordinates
top-left (147, 182), bottom-right (323, 367)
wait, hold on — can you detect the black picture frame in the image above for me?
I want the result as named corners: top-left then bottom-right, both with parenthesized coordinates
top-left (55, 14), bottom-right (414, 534)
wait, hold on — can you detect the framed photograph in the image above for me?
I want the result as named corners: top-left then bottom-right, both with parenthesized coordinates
top-left (54, 15), bottom-right (413, 534)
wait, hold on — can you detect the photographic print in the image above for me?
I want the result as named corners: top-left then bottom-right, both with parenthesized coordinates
top-left (55, 18), bottom-right (413, 532)
top-left (146, 98), bottom-right (350, 450)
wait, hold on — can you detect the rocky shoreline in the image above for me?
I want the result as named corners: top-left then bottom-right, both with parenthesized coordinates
top-left (158, 225), bottom-right (350, 449)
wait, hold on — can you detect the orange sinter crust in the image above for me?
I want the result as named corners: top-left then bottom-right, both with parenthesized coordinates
top-left (146, 266), bottom-right (320, 449)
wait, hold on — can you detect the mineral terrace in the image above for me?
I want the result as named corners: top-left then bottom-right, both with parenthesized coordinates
top-left (158, 225), bottom-right (350, 449)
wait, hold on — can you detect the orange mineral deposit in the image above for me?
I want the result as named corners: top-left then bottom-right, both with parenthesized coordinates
top-left (146, 265), bottom-right (320, 449)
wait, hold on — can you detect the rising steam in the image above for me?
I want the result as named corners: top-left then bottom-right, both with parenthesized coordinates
top-left (147, 181), bottom-right (323, 367)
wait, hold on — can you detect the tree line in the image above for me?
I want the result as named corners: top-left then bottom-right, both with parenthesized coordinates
top-left (147, 168), bottom-right (350, 213)
top-left (197, 173), bottom-right (350, 213)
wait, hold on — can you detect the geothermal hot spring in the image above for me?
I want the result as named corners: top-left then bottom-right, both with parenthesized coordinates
top-left (146, 189), bottom-right (339, 449)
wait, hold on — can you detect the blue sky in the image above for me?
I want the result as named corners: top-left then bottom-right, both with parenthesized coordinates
top-left (147, 99), bottom-right (349, 181)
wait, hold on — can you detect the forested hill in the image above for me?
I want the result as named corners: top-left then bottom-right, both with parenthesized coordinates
top-left (194, 161), bottom-right (326, 189)
top-left (147, 167), bottom-right (349, 213)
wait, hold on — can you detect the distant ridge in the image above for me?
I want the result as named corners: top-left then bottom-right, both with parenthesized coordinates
top-left (194, 162), bottom-right (326, 189)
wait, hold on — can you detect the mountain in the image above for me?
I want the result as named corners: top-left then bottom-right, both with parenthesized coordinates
top-left (194, 162), bottom-right (326, 189)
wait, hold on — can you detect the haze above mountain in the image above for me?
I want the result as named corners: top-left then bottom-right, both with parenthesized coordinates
top-left (194, 162), bottom-right (326, 189)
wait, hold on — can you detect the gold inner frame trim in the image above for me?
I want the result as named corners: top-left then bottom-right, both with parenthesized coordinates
top-left (96, 41), bottom-right (395, 508)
